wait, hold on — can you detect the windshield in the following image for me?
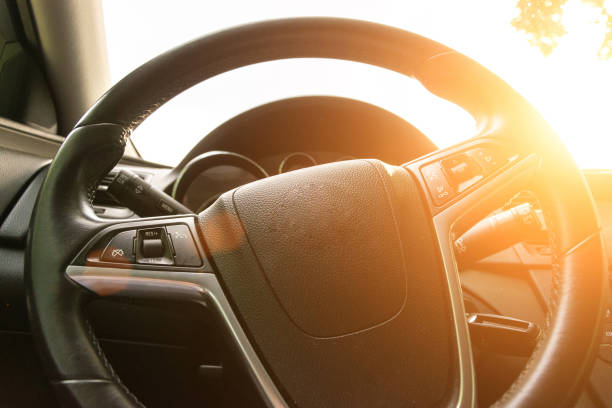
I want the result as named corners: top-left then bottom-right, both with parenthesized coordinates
top-left (102, 0), bottom-right (612, 169)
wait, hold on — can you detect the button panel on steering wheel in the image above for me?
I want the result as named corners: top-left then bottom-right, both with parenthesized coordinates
top-left (420, 144), bottom-right (515, 206)
top-left (82, 217), bottom-right (209, 271)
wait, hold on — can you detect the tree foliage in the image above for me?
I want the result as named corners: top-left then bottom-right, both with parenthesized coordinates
top-left (513, 0), bottom-right (612, 58)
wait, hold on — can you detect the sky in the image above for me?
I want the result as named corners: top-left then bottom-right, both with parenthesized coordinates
top-left (102, 0), bottom-right (612, 168)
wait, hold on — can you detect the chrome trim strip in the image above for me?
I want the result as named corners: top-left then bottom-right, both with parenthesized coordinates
top-left (66, 266), bottom-right (288, 408)
top-left (429, 221), bottom-right (476, 408)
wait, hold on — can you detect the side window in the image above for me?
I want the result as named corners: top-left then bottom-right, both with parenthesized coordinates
top-left (0, 0), bottom-right (56, 133)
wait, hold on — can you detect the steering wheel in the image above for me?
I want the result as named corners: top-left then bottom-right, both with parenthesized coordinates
top-left (26, 18), bottom-right (608, 407)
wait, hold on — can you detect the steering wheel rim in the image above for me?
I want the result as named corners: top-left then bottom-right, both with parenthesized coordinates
top-left (26, 18), bottom-right (607, 407)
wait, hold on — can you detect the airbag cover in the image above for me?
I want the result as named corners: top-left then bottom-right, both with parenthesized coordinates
top-left (233, 160), bottom-right (406, 337)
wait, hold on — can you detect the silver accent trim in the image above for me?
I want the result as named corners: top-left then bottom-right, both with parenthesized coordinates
top-left (54, 379), bottom-right (112, 385)
top-left (429, 222), bottom-right (476, 408)
top-left (66, 266), bottom-right (288, 408)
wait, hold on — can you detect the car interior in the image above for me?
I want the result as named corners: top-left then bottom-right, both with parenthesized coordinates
top-left (1, 1), bottom-right (612, 407)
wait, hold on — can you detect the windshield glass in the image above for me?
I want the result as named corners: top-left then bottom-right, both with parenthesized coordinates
top-left (102, 0), bottom-right (612, 169)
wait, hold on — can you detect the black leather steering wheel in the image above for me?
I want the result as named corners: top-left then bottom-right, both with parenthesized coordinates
top-left (26, 18), bottom-right (608, 407)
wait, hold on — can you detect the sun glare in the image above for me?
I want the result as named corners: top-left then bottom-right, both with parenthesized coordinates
top-left (102, 0), bottom-right (612, 168)
top-left (511, 0), bottom-right (612, 169)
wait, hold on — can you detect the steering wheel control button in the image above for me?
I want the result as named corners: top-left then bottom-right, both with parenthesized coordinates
top-left (135, 227), bottom-right (174, 265)
top-left (141, 237), bottom-right (165, 258)
top-left (421, 162), bottom-right (455, 206)
top-left (100, 230), bottom-right (137, 263)
top-left (469, 147), bottom-right (508, 174)
top-left (167, 224), bottom-right (202, 267)
top-left (441, 154), bottom-right (483, 191)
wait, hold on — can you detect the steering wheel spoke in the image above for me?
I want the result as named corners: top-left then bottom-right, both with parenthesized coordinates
top-left (65, 215), bottom-right (288, 407)
top-left (401, 139), bottom-right (543, 403)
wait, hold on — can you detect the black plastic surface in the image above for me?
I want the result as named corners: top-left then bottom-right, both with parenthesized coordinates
top-left (468, 313), bottom-right (539, 356)
top-left (0, 147), bottom-right (48, 223)
top-left (0, 165), bottom-right (47, 246)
